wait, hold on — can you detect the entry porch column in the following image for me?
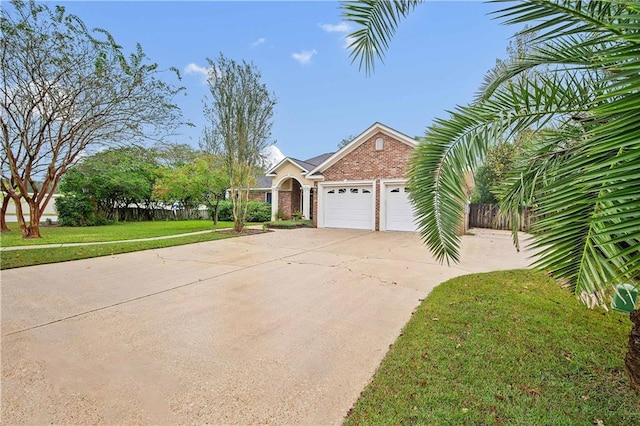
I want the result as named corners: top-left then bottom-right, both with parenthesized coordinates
top-left (271, 187), bottom-right (279, 220)
top-left (302, 185), bottom-right (311, 220)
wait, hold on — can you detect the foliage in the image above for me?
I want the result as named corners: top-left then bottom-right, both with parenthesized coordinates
top-left (344, 0), bottom-right (640, 390)
top-left (153, 154), bottom-right (228, 213)
top-left (211, 200), bottom-right (233, 222)
top-left (0, 0), bottom-right (184, 238)
top-left (345, 270), bottom-right (638, 425)
top-left (343, 0), bottom-right (640, 304)
top-left (245, 201), bottom-right (272, 222)
top-left (209, 200), bottom-right (271, 222)
top-left (471, 141), bottom-right (524, 204)
top-left (341, 0), bottom-right (423, 74)
top-left (337, 134), bottom-right (356, 149)
top-left (59, 146), bottom-right (161, 221)
top-left (265, 219), bottom-right (313, 229)
top-left (55, 194), bottom-right (97, 227)
top-left (153, 141), bottom-right (201, 168)
top-left (201, 53), bottom-right (277, 232)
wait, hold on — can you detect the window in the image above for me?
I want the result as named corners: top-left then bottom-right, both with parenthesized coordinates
top-left (338, 188), bottom-right (346, 194)
top-left (391, 188), bottom-right (400, 193)
top-left (375, 137), bottom-right (384, 151)
top-left (363, 189), bottom-right (371, 194)
top-left (266, 192), bottom-right (272, 204)
top-left (350, 188), bottom-right (359, 194)
top-left (327, 189), bottom-right (335, 194)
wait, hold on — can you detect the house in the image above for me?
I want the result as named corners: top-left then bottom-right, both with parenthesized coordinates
top-left (264, 122), bottom-right (424, 231)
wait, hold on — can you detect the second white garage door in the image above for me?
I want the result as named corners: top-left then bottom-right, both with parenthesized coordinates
top-left (385, 185), bottom-right (418, 232)
top-left (323, 186), bottom-right (373, 230)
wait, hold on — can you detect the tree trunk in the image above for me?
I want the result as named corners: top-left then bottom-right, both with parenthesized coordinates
top-left (25, 198), bottom-right (42, 238)
top-left (12, 194), bottom-right (29, 238)
top-left (1, 195), bottom-right (11, 232)
top-left (213, 199), bottom-right (219, 226)
top-left (626, 309), bottom-right (640, 394)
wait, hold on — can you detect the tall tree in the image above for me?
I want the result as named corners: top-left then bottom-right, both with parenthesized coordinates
top-left (342, 0), bottom-right (640, 390)
top-left (152, 154), bottom-right (228, 224)
top-left (337, 134), bottom-right (356, 149)
top-left (201, 54), bottom-right (277, 232)
top-left (59, 146), bottom-right (160, 221)
top-left (154, 141), bottom-right (201, 168)
top-left (0, 0), bottom-right (184, 238)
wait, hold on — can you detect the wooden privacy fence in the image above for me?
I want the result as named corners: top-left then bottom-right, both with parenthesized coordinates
top-left (468, 203), bottom-right (534, 232)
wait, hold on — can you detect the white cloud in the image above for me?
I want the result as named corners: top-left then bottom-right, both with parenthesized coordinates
top-left (344, 35), bottom-right (357, 50)
top-left (184, 62), bottom-right (209, 78)
top-left (318, 22), bottom-right (352, 33)
top-left (292, 49), bottom-right (317, 65)
top-left (250, 37), bottom-right (266, 48)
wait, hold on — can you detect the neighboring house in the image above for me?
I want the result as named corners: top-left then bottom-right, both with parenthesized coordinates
top-left (247, 176), bottom-right (275, 204)
top-left (2, 193), bottom-right (60, 223)
top-left (264, 122), bottom-right (429, 232)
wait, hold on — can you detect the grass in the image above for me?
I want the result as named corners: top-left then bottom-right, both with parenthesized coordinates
top-left (0, 231), bottom-right (237, 269)
top-left (0, 220), bottom-right (236, 247)
top-left (344, 269), bottom-right (639, 425)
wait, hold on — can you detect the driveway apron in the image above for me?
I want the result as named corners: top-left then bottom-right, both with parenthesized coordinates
top-left (1, 228), bottom-right (531, 424)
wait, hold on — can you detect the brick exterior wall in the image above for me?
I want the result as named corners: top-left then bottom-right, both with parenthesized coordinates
top-left (248, 191), bottom-right (268, 203)
top-left (278, 191), bottom-right (292, 219)
top-left (276, 179), bottom-right (302, 220)
top-left (320, 132), bottom-right (413, 182)
top-left (314, 131), bottom-right (414, 230)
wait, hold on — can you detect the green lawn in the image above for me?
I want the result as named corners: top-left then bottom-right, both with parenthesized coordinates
top-left (344, 270), bottom-right (639, 425)
top-left (0, 220), bottom-right (235, 247)
top-left (0, 231), bottom-right (237, 269)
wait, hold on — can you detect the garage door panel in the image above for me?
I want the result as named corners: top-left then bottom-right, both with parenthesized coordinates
top-left (323, 186), bottom-right (373, 230)
top-left (386, 185), bottom-right (418, 232)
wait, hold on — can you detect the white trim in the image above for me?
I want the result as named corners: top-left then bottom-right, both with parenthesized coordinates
top-left (265, 157), bottom-right (310, 176)
top-left (380, 179), bottom-right (419, 232)
top-left (307, 123), bottom-right (417, 178)
top-left (271, 187), bottom-right (279, 220)
top-left (379, 179), bottom-right (406, 231)
top-left (274, 174), bottom-right (303, 189)
top-left (317, 180), bottom-right (376, 230)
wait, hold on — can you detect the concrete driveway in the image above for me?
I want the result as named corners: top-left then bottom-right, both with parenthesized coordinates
top-left (1, 228), bottom-right (531, 425)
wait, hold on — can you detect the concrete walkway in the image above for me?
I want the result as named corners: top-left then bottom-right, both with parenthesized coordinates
top-left (1, 228), bottom-right (532, 425)
top-left (0, 227), bottom-right (265, 251)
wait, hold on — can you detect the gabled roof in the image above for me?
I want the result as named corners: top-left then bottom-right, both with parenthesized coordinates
top-left (254, 176), bottom-right (273, 189)
top-left (304, 152), bottom-right (335, 167)
top-left (265, 152), bottom-right (335, 176)
top-left (307, 122), bottom-right (418, 179)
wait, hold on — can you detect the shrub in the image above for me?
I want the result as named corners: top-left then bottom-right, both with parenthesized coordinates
top-left (210, 200), bottom-right (233, 222)
top-left (209, 200), bottom-right (271, 223)
top-left (55, 194), bottom-right (96, 226)
top-left (246, 201), bottom-right (271, 222)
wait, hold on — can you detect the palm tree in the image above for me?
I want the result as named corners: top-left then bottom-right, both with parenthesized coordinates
top-left (342, 0), bottom-right (640, 391)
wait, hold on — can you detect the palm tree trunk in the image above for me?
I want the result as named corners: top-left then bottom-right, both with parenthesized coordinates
top-left (626, 309), bottom-right (640, 394)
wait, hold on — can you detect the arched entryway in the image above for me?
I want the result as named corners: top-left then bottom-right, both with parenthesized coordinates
top-left (271, 176), bottom-right (312, 220)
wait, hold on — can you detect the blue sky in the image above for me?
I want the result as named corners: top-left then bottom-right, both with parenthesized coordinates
top-left (53, 1), bottom-right (521, 160)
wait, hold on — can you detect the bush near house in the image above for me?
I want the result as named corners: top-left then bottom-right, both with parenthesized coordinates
top-left (210, 201), bottom-right (271, 223)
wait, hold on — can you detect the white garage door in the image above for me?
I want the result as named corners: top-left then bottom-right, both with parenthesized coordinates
top-left (323, 186), bottom-right (373, 230)
top-left (386, 185), bottom-right (418, 232)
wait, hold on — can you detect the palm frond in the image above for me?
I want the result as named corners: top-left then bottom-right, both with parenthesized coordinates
top-left (409, 67), bottom-right (596, 263)
top-left (341, 0), bottom-right (423, 75)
